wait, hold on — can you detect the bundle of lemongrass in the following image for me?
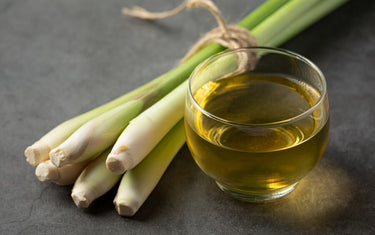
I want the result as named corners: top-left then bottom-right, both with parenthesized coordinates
top-left (25, 0), bottom-right (348, 216)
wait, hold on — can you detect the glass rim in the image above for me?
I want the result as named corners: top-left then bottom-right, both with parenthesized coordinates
top-left (187, 47), bottom-right (327, 128)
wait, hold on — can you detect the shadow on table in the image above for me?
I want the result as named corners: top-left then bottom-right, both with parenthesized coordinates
top-left (243, 157), bottom-right (357, 227)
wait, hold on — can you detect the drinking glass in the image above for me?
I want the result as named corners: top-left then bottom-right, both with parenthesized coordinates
top-left (185, 47), bottom-right (329, 201)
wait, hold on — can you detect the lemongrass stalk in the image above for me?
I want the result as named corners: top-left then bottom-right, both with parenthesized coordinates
top-left (24, 0), bottom-right (287, 166)
top-left (237, 0), bottom-right (289, 29)
top-left (106, 80), bottom-right (187, 174)
top-left (265, 0), bottom-right (349, 47)
top-left (250, 0), bottom-right (319, 46)
top-left (71, 148), bottom-right (121, 208)
top-left (24, 73), bottom-right (169, 166)
top-left (35, 160), bottom-right (90, 185)
top-left (114, 120), bottom-right (185, 216)
top-left (50, 99), bottom-right (143, 167)
top-left (24, 74), bottom-right (174, 166)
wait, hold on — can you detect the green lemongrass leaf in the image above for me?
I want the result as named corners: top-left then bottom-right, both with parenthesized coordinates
top-left (265, 0), bottom-right (350, 47)
top-left (251, 0), bottom-right (320, 45)
top-left (238, 0), bottom-right (290, 29)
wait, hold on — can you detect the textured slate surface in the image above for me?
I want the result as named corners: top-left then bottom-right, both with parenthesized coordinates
top-left (1, 0), bottom-right (374, 234)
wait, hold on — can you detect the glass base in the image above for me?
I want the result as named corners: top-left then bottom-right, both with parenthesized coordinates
top-left (216, 182), bottom-right (298, 202)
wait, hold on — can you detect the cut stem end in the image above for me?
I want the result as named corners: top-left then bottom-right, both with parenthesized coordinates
top-left (49, 149), bottom-right (67, 167)
top-left (35, 163), bottom-right (59, 182)
top-left (114, 200), bottom-right (138, 217)
top-left (106, 154), bottom-right (129, 175)
top-left (25, 142), bottom-right (51, 166)
top-left (71, 191), bottom-right (92, 208)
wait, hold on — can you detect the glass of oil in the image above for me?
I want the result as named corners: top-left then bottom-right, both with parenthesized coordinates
top-left (185, 47), bottom-right (329, 202)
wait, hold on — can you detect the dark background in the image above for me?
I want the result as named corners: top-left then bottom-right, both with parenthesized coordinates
top-left (1, 0), bottom-right (374, 234)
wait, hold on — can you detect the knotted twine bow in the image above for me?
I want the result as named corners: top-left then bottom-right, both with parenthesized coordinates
top-left (122, 0), bottom-right (257, 66)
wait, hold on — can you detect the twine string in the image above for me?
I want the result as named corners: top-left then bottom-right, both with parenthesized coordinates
top-left (123, 0), bottom-right (257, 68)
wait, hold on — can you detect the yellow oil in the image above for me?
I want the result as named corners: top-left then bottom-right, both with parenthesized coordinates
top-left (185, 74), bottom-right (329, 195)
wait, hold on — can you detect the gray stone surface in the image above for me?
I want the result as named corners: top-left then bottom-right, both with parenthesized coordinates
top-left (1, 0), bottom-right (374, 234)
